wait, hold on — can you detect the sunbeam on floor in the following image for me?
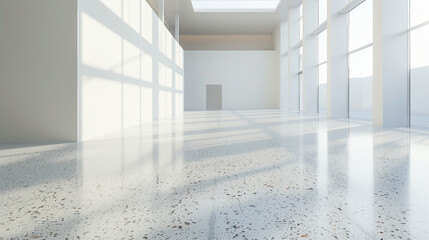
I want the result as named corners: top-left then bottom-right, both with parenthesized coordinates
top-left (1, 110), bottom-right (429, 239)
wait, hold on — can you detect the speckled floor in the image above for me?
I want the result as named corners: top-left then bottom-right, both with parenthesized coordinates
top-left (1, 110), bottom-right (429, 239)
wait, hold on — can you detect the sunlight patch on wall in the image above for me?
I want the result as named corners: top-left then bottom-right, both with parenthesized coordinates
top-left (141, 1), bottom-right (153, 44)
top-left (141, 52), bottom-right (153, 82)
top-left (123, 40), bottom-right (140, 79)
top-left (123, 83), bottom-right (141, 129)
top-left (175, 73), bottom-right (183, 91)
top-left (99, 0), bottom-right (121, 18)
top-left (175, 93), bottom-right (184, 115)
top-left (159, 21), bottom-right (173, 60)
top-left (141, 87), bottom-right (153, 123)
top-left (159, 90), bottom-right (173, 119)
top-left (159, 63), bottom-right (172, 88)
top-left (81, 76), bottom-right (122, 140)
top-left (175, 42), bottom-right (184, 68)
top-left (81, 13), bottom-right (122, 74)
top-left (123, 0), bottom-right (140, 34)
top-left (79, 0), bottom-right (184, 140)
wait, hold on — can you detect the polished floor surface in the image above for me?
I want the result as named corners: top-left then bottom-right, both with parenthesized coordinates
top-left (1, 110), bottom-right (429, 239)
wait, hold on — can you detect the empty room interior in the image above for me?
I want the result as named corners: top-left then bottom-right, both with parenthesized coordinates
top-left (2, 0), bottom-right (429, 239)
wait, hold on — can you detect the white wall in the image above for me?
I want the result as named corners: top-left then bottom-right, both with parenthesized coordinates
top-left (180, 35), bottom-right (274, 50)
top-left (78, 0), bottom-right (184, 141)
top-left (184, 51), bottom-right (279, 110)
top-left (0, 0), bottom-right (78, 144)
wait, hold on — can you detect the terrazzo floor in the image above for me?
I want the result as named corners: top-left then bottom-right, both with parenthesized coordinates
top-left (1, 110), bottom-right (429, 239)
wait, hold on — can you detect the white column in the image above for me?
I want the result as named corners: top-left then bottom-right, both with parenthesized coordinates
top-left (303, 0), bottom-right (318, 114)
top-left (175, 12), bottom-right (180, 41)
top-left (373, 0), bottom-right (409, 127)
top-left (159, 0), bottom-right (164, 23)
top-left (288, 6), bottom-right (300, 112)
top-left (327, 0), bottom-right (348, 118)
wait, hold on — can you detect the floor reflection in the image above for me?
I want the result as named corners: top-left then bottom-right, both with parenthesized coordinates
top-left (347, 126), bottom-right (374, 235)
top-left (410, 139), bottom-right (429, 237)
top-left (1, 110), bottom-right (429, 239)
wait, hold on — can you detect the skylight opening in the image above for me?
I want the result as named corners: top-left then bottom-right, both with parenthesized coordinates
top-left (191, 0), bottom-right (281, 13)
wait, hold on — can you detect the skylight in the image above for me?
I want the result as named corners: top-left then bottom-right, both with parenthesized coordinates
top-left (191, 0), bottom-right (281, 13)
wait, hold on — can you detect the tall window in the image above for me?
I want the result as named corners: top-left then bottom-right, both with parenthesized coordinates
top-left (317, 0), bottom-right (327, 115)
top-left (319, 0), bottom-right (327, 24)
top-left (348, 0), bottom-right (373, 120)
top-left (318, 29), bottom-right (327, 115)
top-left (299, 4), bottom-right (303, 40)
top-left (410, 0), bottom-right (429, 128)
top-left (299, 46), bottom-right (303, 111)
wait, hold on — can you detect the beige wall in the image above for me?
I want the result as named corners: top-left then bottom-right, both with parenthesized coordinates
top-left (0, 0), bottom-right (78, 143)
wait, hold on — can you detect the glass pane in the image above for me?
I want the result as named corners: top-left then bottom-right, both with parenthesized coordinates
top-left (410, 24), bottom-right (429, 128)
top-left (318, 29), bottom-right (327, 63)
top-left (319, 0), bottom-right (327, 24)
top-left (299, 73), bottom-right (303, 111)
top-left (349, 46), bottom-right (373, 120)
top-left (349, 0), bottom-right (373, 51)
top-left (319, 63), bottom-right (327, 115)
top-left (410, 25), bottom-right (429, 69)
top-left (299, 4), bottom-right (303, 40)
top-left (299, 46), bottom-right (303, 71)
top-left (410, 0), bottom-right (429, 28)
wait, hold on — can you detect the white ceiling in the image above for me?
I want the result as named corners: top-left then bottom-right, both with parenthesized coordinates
top-left (164, 0), bottom-right (301, 35)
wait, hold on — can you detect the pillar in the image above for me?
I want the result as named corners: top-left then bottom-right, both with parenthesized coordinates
top-left (373, 0), bottom-right (409, 127)
top-left (327, 0), bottom-right (348, 118)
top-left (303, 0), bottom-right (319, 114)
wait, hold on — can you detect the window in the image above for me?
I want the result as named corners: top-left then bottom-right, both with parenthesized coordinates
top-left (349, 0), bottom-right (372, 51)
top-left (299, 46), bottom-right (303, 72)
top-left (299, 46), bottom-right (303, 111)
top-left (348, 0), bottom-right (373, 120)
top-left (318, 29), bottom-right (327, 64)
top-left (409, 0), bottom-right (429, 128)
top-left (319, 0), bottom-right (327, 24)
top-left (191, 0), bottom-right (281, 12)
top-left (318, 29), bottom-right (327, 115)
top-left (319, 64), bottom-right (327, 115)
top-left (299, 4), bottom-right (303, 40)
top-left (349, 46), bottom-right (373, 120)
top-left (299, 74), bottom-right (304, 112)
top-left (410, 0), bottom-right (429, 28)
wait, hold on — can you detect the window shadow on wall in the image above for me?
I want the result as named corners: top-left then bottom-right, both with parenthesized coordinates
top-left (78, 0), bottom-right (184, 141)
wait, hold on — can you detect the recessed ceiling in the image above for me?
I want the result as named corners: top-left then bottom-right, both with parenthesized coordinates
top-left (164, 0), bottom-right (301, 35)
top-left (191, 0), bottom-right (281, 13)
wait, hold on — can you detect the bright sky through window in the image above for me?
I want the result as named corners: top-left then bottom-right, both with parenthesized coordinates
top-left (191, 0), bottom-right (281, 12)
